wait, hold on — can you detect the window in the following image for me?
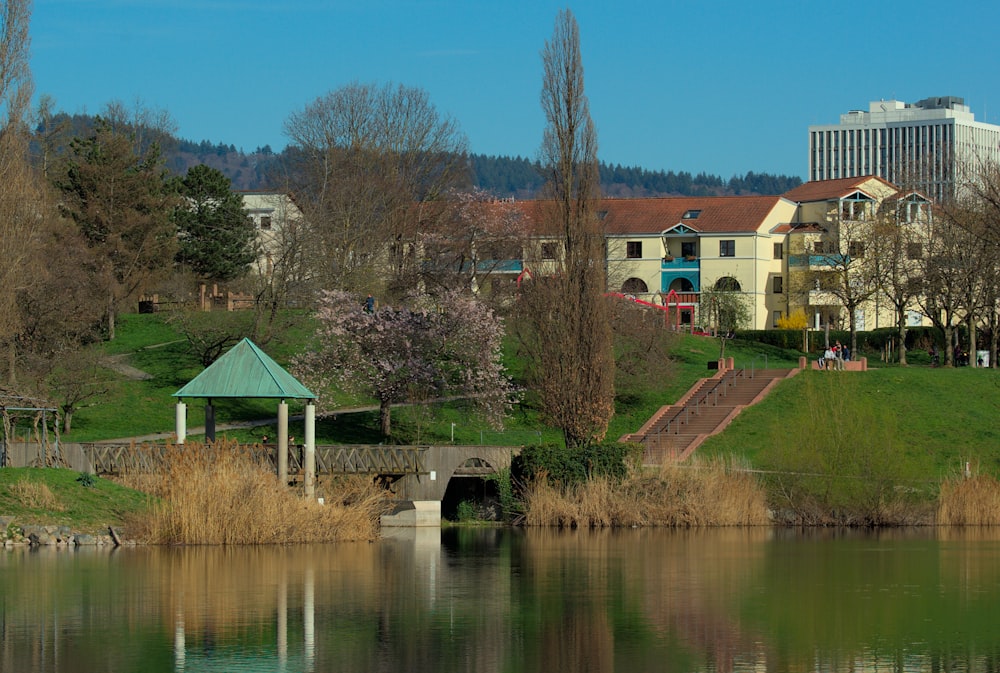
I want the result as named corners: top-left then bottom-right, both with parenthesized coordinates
top-left (714, 277), bottom-right (741, 291)
top-left (621, 278), bottom-right (648, 294)
top-left (773, 242), bottom-right (783, 259)
top-left (848, 241), bottom-right (865, 258)
top-left (626, 241), bottom-right (642, 259)
top-left (719, 240), bottom-right (735, 257)
top-left (907, 242), bottom-right (923, 259)
top-left (854, 309), bottom-right (866, 331)
top-left (541, 242), bottom-right (558, 260)
top-left (260, 215), bottom-right (272, 230)
top-left (681, 241), bottom-right (696, 258)
top-left (682, 209), bottom-right (701, 219)
top-left (773, 276), bottom-right (783, 294)
top-left (906, 310), bottom-right (923, 327)
top-left (773, 311), bottom-right (782, 328)
top-left (905, 201), bottom-right (923, 222)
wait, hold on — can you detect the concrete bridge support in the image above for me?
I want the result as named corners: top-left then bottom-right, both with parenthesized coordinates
top-left (381, 445), bottom-right (513, 527)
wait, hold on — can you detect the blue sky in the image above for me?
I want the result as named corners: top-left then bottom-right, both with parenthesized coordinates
top-left (31, 0), bottom-right (1000, 181)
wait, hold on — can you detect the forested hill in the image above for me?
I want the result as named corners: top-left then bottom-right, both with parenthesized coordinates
top-left (468, 154), bottom-right (803, 198)
top-left (34, 113), bottom-right (802, 197)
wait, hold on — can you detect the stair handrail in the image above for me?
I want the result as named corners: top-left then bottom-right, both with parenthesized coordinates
top-left (656, 368), bottom-right (746, 437)
top-left (742, 354), bottom-right (768, 378)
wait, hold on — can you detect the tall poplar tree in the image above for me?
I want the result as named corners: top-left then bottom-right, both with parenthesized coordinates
top-left (0, 0), bottom-right (43, 383)
top-left (515, 9), bottom-right (614, 448)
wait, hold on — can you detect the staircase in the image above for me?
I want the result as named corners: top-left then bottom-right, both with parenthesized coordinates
top-left (622, 366), bottom-right (798, 465)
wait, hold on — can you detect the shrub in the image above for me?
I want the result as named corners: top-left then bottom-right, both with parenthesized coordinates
top-left (512, 441), bottom-right (639, 487)
top-left (455, 500), bottom-right (477, 522)
top-left (776, 310), bottom-right (808, 330)
top-left (485, 468), bottom-right (520, 522)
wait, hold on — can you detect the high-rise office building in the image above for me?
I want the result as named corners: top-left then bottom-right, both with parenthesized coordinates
top-left (808, 96), bottom-right (1000, 201)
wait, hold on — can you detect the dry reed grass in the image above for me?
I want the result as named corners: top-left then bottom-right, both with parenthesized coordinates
top-left (125, 440), bottom-right (387, 544)
top-left (523, 456), bottom-right (769, 527)
top-left (937, 474), bottom-right (1000, 525)
top-left (9, 479), bottom-right (64, 511)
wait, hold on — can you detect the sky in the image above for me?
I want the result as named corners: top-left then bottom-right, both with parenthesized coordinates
top-left (30, 0), bottom-right (1000, 181)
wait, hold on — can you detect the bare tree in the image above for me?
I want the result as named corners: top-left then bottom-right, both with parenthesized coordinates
top-left (802, 200), bottom-right (887, 356)
top-left (514, 10), bottom-right (614, 449)
top-left (235, 193), bottom-right (312, 344)
top-left (700, 280), bottom-right (752, 359)
top-left (875, 195), bottom-right (929, 365)
top-left (282, 82), bottom-right (469, 299)
top-left (916, 207), bottom-right (974, 367)
top-left (414, 188), bottom-right (526, 304)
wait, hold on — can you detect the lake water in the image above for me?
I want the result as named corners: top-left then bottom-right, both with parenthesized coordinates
top-left (3, 527), bottom-right (1000, 672)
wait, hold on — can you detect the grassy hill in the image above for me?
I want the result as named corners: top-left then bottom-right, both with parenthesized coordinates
top-left (59, 312), bottom-right (804, 446)
top-left (22, 312), bottom-right (1000, 482)
top-left (698, 366), bottom-right (1000, 478)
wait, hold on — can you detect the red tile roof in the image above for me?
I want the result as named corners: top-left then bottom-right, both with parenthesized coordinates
top-left (782, 175), bottom-right (897, 203)
top-left (516, 196), bottom-right (789, 236)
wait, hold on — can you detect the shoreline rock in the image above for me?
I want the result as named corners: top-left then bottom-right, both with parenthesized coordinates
top-left (3, 521), bottom-right (131, 548)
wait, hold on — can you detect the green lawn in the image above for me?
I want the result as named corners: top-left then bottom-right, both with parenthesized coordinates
top-left (31, 312), bottom-right (1000, 481)
top-left (0, 468), bottom-right (150, 534)
top-left (697, 366), bottom-right (1000, 477)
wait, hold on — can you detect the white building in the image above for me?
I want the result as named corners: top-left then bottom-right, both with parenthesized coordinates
top-left (239, 191), bottom-right (303, 276)
top-left (808, 96), bottom-right (1000, 202)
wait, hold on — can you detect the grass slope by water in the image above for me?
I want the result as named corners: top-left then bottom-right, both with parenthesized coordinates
top-left (0, 468), bottom-right (149, 534)
top-left (697, 366), bottom-right (1000, 477)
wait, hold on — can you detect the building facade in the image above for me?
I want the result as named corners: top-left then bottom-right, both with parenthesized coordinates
top-left (781, 176), bottom-right (932, 332)
top-left (808, 96), bottom-right (1000, 202)
top-left (513, 180), bottom-right (932, 335)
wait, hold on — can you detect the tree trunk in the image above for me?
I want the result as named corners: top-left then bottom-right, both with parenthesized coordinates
top-left (62, 409), bottom-right (73, 434)
top-left (106, 291), bottom-right (117, 341)
top-left (379, 399), bottom-right (392, 438)
top-left (897, 321), bottom-right (908, 366)
top-left (969, 318), bottom-right (978, 368)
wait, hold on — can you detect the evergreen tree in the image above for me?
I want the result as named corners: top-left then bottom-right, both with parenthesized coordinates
top-left (172, 164), bottom-right (257, 282)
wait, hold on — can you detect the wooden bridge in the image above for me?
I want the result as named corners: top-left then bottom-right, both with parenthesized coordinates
top-left (77, 441), bottom-right (515, 526)
top-left (80, 443), bottom-right (430, 476)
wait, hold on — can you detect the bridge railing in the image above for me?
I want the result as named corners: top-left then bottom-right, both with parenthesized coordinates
top-left (81, 443), bottom-right (428, 476)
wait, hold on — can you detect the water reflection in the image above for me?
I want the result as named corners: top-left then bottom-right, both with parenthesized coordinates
top-left (3, 528), bottom-right (1000, 672)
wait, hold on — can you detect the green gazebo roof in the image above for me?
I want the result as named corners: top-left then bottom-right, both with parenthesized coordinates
top-left (173, 338), bottom-right (315, 399)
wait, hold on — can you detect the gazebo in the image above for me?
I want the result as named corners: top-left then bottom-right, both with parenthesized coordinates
top-left (172, 338), bottom-right (318, 496)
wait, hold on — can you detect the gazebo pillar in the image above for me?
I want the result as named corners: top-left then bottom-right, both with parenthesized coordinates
top-left (277, 400), bottom-right (288, 484)
top-left (175, 401), bottom-right (186, 444)
top-left (304, 400), bottom-right (316, 498)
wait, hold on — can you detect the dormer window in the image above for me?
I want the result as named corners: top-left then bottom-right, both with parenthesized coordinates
top-left (682, 209), bottom-right (701, 219)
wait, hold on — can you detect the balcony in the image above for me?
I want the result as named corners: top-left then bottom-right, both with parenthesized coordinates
top-left (788, 253), bottom-right (848, 269)
top-left (661, 255), bottom-right (699, 270)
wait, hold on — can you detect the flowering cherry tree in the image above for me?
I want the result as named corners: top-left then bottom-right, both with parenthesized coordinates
top-left (294, 290), bottom-right (517, 439)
